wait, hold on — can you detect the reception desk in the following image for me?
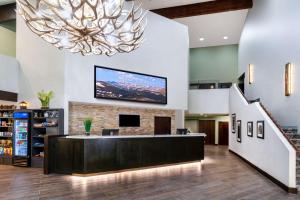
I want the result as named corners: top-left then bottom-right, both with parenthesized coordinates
top-left (45, 134), bottom-right (205, 175)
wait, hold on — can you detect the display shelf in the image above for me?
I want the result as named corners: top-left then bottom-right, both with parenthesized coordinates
top-left (0, 126), bottom-right (13, 128)
top-left (0, 136), bottom-right (12, 138)
top-left (32, 145), bottom-right (45, 148)
top-left (32, 136), bottom-right (44, 139)
top-left (33, 126), bottom-right (58, 129)
top-left (31, 108), bottom-right (64, 168)
top-left (33, 117), bottom-right (59, 119)
top-left (0, 155), bottom-right (12, 158)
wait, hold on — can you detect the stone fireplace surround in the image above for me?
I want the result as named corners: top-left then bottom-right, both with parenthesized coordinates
top-left (69, 102), bottom-right (176, 135)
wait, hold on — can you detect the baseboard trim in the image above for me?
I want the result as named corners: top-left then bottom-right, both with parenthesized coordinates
top-left (229, 149), bottom-right (298, 194)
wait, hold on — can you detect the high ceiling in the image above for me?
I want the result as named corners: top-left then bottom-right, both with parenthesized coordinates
top-left (0, 0), bottom-right (249, 47)
top-left (176, 9), bottom-right (248, 48)
top-left (141, 0), bottom-right (249, 48)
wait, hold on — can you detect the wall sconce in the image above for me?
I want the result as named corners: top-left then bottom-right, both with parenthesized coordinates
top-left (285, 63), bottom-right (293, 96)
top-left (248, 64), bottom-right (254, 84)
top-left (19, 101), bottom-right (28, 109)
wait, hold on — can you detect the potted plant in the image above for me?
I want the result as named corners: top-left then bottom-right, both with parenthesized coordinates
top-left (37, 90), bottom-right (54, 109)
top-left (83, 118), bottom-right (93, 136)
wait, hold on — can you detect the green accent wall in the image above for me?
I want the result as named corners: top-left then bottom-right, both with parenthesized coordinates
top-left (0, 20), bottom-right (16, 32)
top-left (0, 26), bottom-right (16, 57)
top-left (189, 45), bottom-right (238, 83)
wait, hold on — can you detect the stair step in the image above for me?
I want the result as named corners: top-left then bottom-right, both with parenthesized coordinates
top-left (285, 133), bottom-right (300, 137)
top-left (291, 139), bottom-right (300, 141)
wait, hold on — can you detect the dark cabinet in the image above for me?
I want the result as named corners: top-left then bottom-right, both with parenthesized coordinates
top-left (46, 136), bottom-right (205, 175)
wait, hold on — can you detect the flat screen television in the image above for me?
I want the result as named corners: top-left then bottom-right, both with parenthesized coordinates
top-left (94, 66), bottom-right (167, 104)
top-left (119, 114), bottom-right (140, 127)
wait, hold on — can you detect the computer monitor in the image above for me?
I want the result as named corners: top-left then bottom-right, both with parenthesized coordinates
top-left (102, 129), bottom-right (119, 136)
top-left (176, 128), bottom-right (188, 135)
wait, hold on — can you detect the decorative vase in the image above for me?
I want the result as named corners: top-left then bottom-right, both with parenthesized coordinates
top-left (85, 132), bottom-right (91, 136)
top-left (83, 118), bottom-right (93, 137)
top-left (41, 101), bottom-right (49, 109)
top-left (38, 90), bottom-right (54, 110)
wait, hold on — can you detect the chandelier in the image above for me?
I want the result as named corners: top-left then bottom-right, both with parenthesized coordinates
top-left (16, 0), bottom-right (147, 56)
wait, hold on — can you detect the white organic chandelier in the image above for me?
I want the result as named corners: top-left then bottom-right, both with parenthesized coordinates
top-left (16, 0), bottom-right (147, 56)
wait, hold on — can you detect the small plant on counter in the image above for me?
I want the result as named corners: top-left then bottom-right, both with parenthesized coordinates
top-left (37, 90), bottom-right (54, 109)
top-left (83, 118), bottom-right (93, 136)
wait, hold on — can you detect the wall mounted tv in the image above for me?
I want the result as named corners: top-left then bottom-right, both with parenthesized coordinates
top-left (94, 66), bottom-right (167, 104)
top-left (119, 114), bottom-right (140, 127)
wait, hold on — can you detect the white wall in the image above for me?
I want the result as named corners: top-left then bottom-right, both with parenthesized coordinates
top-left (185, 120), bottom-right (198, 133)
top-left (188, 89), bottom-right (229, 115)
top-left (229, 84), bottom-right (296, 188)
top-left (16, 12), bottom-right (189, 133)
top-left (64, 13), bottom-right (189, 111)
top-left (16, 16), bottom-right (65, 108)
top-left (175, 110), bottom-right (185, 129)
top-left (0, 55), bottom-right (19, 93)
top-left (239, 0), bottom-right (300, 129)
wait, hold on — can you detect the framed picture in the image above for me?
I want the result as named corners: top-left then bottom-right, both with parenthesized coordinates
top-left (247, 122), bottom-right (253, 137)
top-left (94, 66), bottom-right (167, 104)
top-left (237, 120), bottom-right (242, 143)
top-left (257, 121), bottom-right (265, 139)
top-left (232, 114), bottom-right (236, 133)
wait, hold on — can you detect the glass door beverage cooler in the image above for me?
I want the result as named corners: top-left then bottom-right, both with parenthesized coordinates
top-left (13, 112), bottom-right (31, 167)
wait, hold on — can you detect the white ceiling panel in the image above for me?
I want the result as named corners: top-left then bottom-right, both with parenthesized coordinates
top-left (175, 9), bottom-right (248, 48)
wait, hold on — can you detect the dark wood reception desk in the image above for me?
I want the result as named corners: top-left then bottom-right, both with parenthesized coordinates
top-left (44, 134), bottom-right (205, 175)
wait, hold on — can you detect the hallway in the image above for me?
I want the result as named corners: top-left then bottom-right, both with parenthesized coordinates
top-left (0, 146), bottom-right (299, 200)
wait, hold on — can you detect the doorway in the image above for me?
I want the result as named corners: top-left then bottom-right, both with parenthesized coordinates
top-left (218, 122), bottom-right (229, 145)
top-left (238, 73), bottom-right (245, 94)
top-left (154, 117), bottom-right (171, 135)
top-left (198, 120), bottom-right (215, 145)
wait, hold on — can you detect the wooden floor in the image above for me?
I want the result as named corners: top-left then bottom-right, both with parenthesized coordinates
top-left (0, 145), bottom-right (299, 200)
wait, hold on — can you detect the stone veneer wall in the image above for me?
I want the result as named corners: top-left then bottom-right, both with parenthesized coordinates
top-left (69, 102), bottom-right (176, 135)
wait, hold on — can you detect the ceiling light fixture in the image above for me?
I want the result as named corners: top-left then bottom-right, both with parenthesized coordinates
top-left (199, 37), bottom-right (204, 41)
top-left (16, 0), bottom-right (147, 56)
top-left (223, 36), bottom-right (228, 40)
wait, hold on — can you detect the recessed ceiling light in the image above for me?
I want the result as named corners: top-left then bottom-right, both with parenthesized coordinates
top-left (199, 37), bottom-right (205, 41)
top-left (223, 36), bottom-right (229, 40)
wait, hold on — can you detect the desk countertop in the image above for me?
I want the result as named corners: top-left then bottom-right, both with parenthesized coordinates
top-left (66, 133), bottom-right (206, 139)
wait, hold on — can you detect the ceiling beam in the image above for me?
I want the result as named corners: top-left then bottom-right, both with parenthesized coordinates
top-left (0, 90), bottom-right (18, 102)
top-left (0, 3), bottom-right (16, 23)
top-left (150, 0), bottom-right (253, 19)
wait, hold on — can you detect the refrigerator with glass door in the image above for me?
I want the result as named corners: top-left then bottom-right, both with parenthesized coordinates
top-left (13, 112), bottom-right (31, 167)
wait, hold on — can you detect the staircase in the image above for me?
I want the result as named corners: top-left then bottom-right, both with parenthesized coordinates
top-left (259, 103), bottom-right (300, 188)
top-left (282, 126), bottom-right (300, 187)
top-left (234, 85), bottom-right (299, 190)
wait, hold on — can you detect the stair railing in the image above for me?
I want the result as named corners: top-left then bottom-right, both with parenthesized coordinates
top-left (234, 84), bottom-right (299, 154)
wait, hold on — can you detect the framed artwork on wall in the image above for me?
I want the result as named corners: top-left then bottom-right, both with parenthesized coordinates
top-left (257, 121), bottom-right (265, 139)
top-left (237, 120), bottom-right (242, 143)
top-left (247, 122), bottom-right (253, 137)
top-left (94, 66), bottom-right (167, 104)
top-left (232, 114), bottom-right (236, 133)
